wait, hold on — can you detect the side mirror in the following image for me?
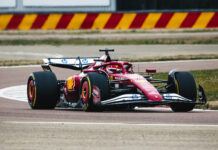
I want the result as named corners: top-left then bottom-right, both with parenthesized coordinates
top-left (146, 69), bottom-right (156, 73)
top-left (146, 69), bottom-right (156, 77)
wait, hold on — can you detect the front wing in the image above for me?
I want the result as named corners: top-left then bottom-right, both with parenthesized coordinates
top-left (101, 85), bottom-right (207, 106)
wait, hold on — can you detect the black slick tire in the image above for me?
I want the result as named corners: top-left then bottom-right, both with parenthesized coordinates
top-left (170, 72), bottom-right (197, 112)
top-left (27, 71), bottom-right (58, 109)
top-left (79, 72), bottom-right (109, 111)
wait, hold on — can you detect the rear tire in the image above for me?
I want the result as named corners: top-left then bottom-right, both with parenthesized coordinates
top-left (79, 72), bottom-right (109, 111)
top-left (27, 71), bottom-right (58, 109)
top-left (170, 72), bottom-right (197, 112)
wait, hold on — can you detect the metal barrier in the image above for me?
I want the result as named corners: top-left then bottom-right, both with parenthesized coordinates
top-left (0, 12), bottom-right (217, 30)
top-left (0, 0), bottom-right (116, 13)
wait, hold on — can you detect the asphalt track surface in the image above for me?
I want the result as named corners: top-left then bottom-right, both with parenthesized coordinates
top-left (1, 61), bottom-right (218, 150)
top-left (1, 45), bottom-right (218, 60)
top-left (0, 32), bottom-right (218, 149)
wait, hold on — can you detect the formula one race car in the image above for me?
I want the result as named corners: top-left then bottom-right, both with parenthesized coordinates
top-left (27, 49), bottom-right (206, 112)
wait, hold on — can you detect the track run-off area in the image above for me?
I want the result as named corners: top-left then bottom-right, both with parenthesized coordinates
top-left (0, 44), bottom-right (218, 149)
top-left (0, 60), bottom-right (218, 149)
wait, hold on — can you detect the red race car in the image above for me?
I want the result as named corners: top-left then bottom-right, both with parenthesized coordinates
top-left (27, 49), bottom-right (206, 112)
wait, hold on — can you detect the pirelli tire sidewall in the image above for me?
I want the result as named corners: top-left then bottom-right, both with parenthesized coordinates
top-left (79, 72), bottom-right (109, 111)
top-left (27, 71), bottom-right (58, 109)
top-left (170, 72), bottom-right (197, 112)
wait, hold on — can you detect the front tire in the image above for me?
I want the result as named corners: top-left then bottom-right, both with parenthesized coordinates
top-left (27, 71), bottom-right (58, 109)
top-left (79, 72), bottom-right (109, 111)
top-left (169, 72), bottom-right (197, 112)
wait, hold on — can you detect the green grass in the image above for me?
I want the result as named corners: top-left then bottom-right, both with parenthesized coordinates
top-left (0, 37), bottom-right (218, 45)
top-left (0, 60), bottom-right (43, 66)
top-left (1, 54), bottom-right (218, 66)
top-left (153, 69), bottom-right (218, 103)
top-left (192, 70), bottom-right (218, 102)
top-left (121, 54), bottom-right (218, 62)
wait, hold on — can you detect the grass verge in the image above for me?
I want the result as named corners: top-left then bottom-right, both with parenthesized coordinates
top-left (121, 54), bottom-right (218, 62)
top-left (153, 69), bottom-right (218, 109)
top-left (1, 54), bottom-right (218, 66)
top-left (0, 37), bottom-right (218, 45)
top-left (0, 60), bottom-right (43, 66)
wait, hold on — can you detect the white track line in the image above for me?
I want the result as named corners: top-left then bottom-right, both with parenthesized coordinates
top-left (0, 85), bottom-right (27, 102)
top-left (3, 121), bottom-right (218, 127)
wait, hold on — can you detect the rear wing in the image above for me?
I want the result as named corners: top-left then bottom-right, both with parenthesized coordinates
top-left (42, 57), bottom-right (99, 71)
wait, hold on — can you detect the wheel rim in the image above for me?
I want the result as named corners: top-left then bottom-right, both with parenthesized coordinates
top-left (28, 80), bottom-right (35, 102)
top-left (81, 81), bottom-right (89, 104)
top-left (93, 86), bottom-right (100, 102)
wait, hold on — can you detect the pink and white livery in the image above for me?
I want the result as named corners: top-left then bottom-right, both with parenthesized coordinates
top-left (27, 49), bottom-right (206, 112)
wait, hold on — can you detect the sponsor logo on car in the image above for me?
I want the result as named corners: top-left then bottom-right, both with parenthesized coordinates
top-left (61, 59), bottom-right (68, 64)
top-left (114, 77), bottom-right (124, 80)
top-left (132, 94), bottom-right (139, 100)
top-left (82, 58), bottom-right (88, 64)
top-left (149, 91), bottom-right (159, 95)
top-left (136, 80), bottom-right (146, 83)
top-left (164, 94), bottom-right (173, 99)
